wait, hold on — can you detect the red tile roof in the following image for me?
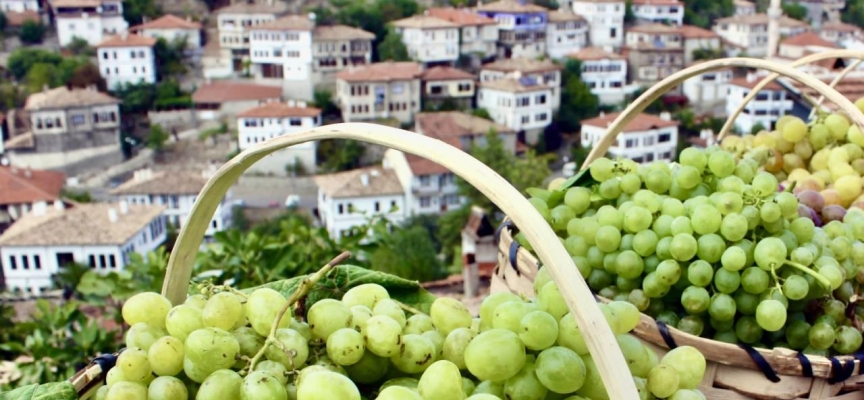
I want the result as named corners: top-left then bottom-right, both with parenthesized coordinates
top-left (781, 31), bottom-right (838, 48)
top-left (336, 61), bottom-right (422, 82)
top-left (581, 112), bottom-right (679, 133)
top-left (633, 0), bottom-right (681, 4)
top-left (420, 66), bottom-right (475, 81)
top-left (237, 102), bottom-right (322, 118)
top-left (5, 11), bottom-right (39, 26)
top-left (821, 21), bottom-right (862, 33)
top-left (426, 7), bottom-right (497, 26)
top-left (677, 24), bottom-right (719, 39)
top-left (192, 81), bottom-right (282, 103)
top-left (0, 166), bottom-right (66, 206)
top-left (130, 14), bottom-right (202, 30)
top-left (481, 57), bottom-right (562, 73)
top-left (253, 15), bottom-right (316, 31)
top-left (391, 15), bottom-right (457, 29)
top-left (568, 46), bottom-right (625, 60)
top-left (408, 112), bottom-right (514, 175)
top-left (476, 0), bottom-right (549, 13)
top-left (728, 76), bottom-right (784, 91)
top-left (96, 33), bottom-right (158, 47)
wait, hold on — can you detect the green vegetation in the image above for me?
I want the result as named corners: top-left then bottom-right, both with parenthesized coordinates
top-left (316, 139), bottom-right (367, 172)
top-left (842, 0), bottom-right (864, 28)
top-left (558, 59), bottom-right (600, 133)
top-left (6, 48), bottom-right (106, 94)
top-left (153, 37), bottom-right (188, 79)
top-left (146, 124), bottom-right (170, 152)
top-left (122, 0), bottom-right (161, 25)
top-left (782, 3), bottom-right (808, 20)
top-left (18, 20), bottom-right (45, 44)
top-left (377, 27), bottom-right (410, 62)
top-left (683, 0), bottom-right (733, 28)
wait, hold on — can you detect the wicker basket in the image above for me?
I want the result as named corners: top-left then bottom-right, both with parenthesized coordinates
top-left (492, 57), bottom-right (864, 400)
top-left (68, 123), bottom-right (640, 399)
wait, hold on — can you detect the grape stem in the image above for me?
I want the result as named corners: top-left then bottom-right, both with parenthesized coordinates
top-left (245, 251), bottom-right (352, 373)
top-left (783, 260), bottom-right (831, 289)
top-left (396, 301), bottom-right (425, 315)
top-left (770, 266), bottom-right (783, 293)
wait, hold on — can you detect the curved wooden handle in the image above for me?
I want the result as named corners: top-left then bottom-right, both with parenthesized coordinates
top-left (162, 123), bottom-right (640, 400)
top-left (582, 56), bottom-right (864, 170)
top-left (717, 50), bottom-right (864, 140)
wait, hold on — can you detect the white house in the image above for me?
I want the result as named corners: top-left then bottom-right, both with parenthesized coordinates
top-left (679, 25), bottom-right (722, 65)
top-left (51, 0), bottom-right (128, 46)
top-left (310, 24), bottom-right (376, 85)
top-left (427, 7), bottom-right (498, 63)
top-left (96, 33), bottom-right (158, 90)
top-left (726, 75), bottom-right (794, 133)
top-left (236, 101), bottom-right (322, 174)
top-left (1, 0), bottom-right (42, 30)
top-left (712, 14), bottom-right (810, 57)
top-left (313, 166), bottom-right (406, 241)
top-left (111, 168), bottom-right (231, 236)
top-left (0, 166), bottom-right (66, 234)
top-left (778, 31), bottom-right (838, 59)
top-left (475, 0), bottom-right (550, 59)
top-left (215, 1), bottom-right (291, 74)
top-left (192, 81), bottom-right (282, 122)
top-left (0, 201), bottom-right (166, 294)
top-left (734, 0), bottom-right (756, 15)
top-left (546, 9), bottom-right (588, 59)
top-left (391, 15), bottom-right (460, 67)
top-left (682, 64), bottom-right (733, 115)
top-left (572, 0), bottom-right (624, 48)
top-left (477, 77), bottom-right (553, 145)
top-left (567, 46), bottom-right (636, 105)
top-left (820, 21), bottom-right (862, 44)
top-left (581, 111), bottom-right (679, 163)
top-left (383, 112), bottom-right (517, 216)
top-left (631, 0), bottom-right (684, 26)
top-left (420, 66), bottom-right (476, 110)
top-left (480, 58), bottom-right (562, 110)
top-left (335, 61), bottom-right (423, 124)
top-left (129, 14), bottom-right (203, 52)
top-left (248, 15), bottom-right (315, 81)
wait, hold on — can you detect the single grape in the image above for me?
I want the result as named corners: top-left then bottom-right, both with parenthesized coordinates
top-left (125, 322), bottom-right (166, 352)
top-left (708, 151), bottom-right (735, 177)
top-left (708, 294), bottom-right (736, 322)
top-left (327, 328), bottom-right (365, 366)
top-left (809, 323), bottom-right (836, 350)
top-left (741, 267), bottom-right (769, 294)
top-left (376, 386), bottom-right (423, 400)
top-left (565, 187), bottom-right (592, 214)
top-left (659, 346), bottom-right (705, 389)
top-left (443, 328), bottom-right (476, 369)
top-left (106, 381), bottom-right (147, 400)
top-left (687, 260), bottom-right (713, 287)
top-left (754, 237), bottom-right (786, 271)
top-left (147, 336), bottom-right (184, 376)
top-left (681, 286), bottom-right (710, 315)
top-left (245, 288), bottom-right (291, 337)
top-left (535, 346), bottom-right (586, 394)
top-left (363, 315), bottom-right (403, 357)
top-left (833, 326), bottom-right (864, 354)
top-left (647, 364), bottom-right (680, 398)
top-left (308, 299), bottom-right (353, 340)
top-left (518, 311), bottom-right (559, 351)
top-left (720, 213), bottom-right (748, 242)
top-left (117, 348), bottom-right (151, 383)
top-left (503, 361), bottom-right (547, 400)
top-left (202, 292), bottom-right (243, 331)
top-left (608, 301), bottom-right (640, 333)
top-left (185, 327), bottom-right (240, 373)
top-left (165, 305), bottom-right (202, 342)
top-left (122, 292), bottom-right (171, 329)
top-left (755, 300), bottom-right (787, 332)
top-left (295, 370), bottom-right (359, 400)
top-left (669, 234), bottom-right (697, 262)
top-left (344, 352), bottom-right (389, 385)
top-left (391, 334), bottom-right (437, 374)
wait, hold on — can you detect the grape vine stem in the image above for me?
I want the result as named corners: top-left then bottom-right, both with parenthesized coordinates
top-left (783, 260), bottom-right (831, 289)
top-left (396, 301), bottom-right (425, 315)
top-left (245, 251), bottom-right (352, 373)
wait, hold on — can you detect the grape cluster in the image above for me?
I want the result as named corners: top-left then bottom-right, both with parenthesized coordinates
top-left (525, 146), bottom-right (864, 357)
top-left (93, 277), bottom-right (707, 400)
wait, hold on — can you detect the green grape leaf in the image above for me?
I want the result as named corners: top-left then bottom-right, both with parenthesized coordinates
top-left (0, 382), bottom-right (77, 400)
top-left (244, 264), bottom-right (438, 314)
top-left (556, 166), bottom-right (596, 191)
top-left (76, 272), bottom-right (115, 297)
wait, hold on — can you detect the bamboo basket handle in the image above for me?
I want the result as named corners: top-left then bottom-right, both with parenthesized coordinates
top-left (582, 56), bottom-right (864, 170)
top-left (162, 122), bottom-right (640, 400)
top-left (717, 50), bottom-right (864, 140)
top-left (807, 59), bottom-right (863, 120)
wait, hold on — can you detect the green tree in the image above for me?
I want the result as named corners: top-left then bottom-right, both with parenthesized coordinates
top-left (313, 90), bottom-right (339, 116)
top-left (471, 108), bottom-right (492, 120)
top-left (558, 59), bottom-right (600, 133)
top-left (67, 62), bottom-right (108, 92)
top-left (842, 0), bottom-right (864, 28)
top-left (55, 56), bottom-right (89, 86)
top-left (377, 27), bottom-right (410, 62)
top-left (0, 79), bottom-right (27, 111)
top-left (782, 3), bottom-right (808, 20)
top-left (66, 37), bottom-right (95, 56)
top-left (370, 225), bottom-right (445, 282)
top-left (625, 0), bottom-right (636, 23)
top-left (18, 20), bottom-right (45, 44)
top-left (24, 63), bottom-right (56, 93)
top-left (0, 11), bottom-right (8, 33)
top-left (683, 0), bottom-right (733, 28)
top-left (60, 188), bottom-right (92, 203)
top-left (116, 81), bottom-right (156, 114)
top-left (146, 124), bottom-right (170, 152)
top-left (7, 48), bottom-right (62, 80)
top-left (306, 5), bottom-right (339, 24)
top-left (154, 37), bottom-right (188, 79)
top-left (377, 0), bottom-right (421, 24)
top-left (533, 0), bottom-right (558, 8)
top-left (317, 139), bottom-right (366, 172)
top-left (692, 47), bottom-right (725, 61)
top-left (123, 0), bottom-right (161, 25)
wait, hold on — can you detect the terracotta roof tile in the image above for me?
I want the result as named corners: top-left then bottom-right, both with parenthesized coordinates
top-left (677, 24), bottom-right (719, 39)
top-left (548, 10), bottom-right (585, 22)
top-left (481, 57), bottom-right (562, 73)
top-left (111, 170), bottom-right (208, 195)
top-left (0, 166), bottom-right (65, 206)
top-left (192, 81), bottom-right (282, 103)
top-left (313, 166), bottom-right (403, 198)
top-left (480, 77), bottom-right (552, 93)
top-left (426, 7), bottom-right (497, 26)
top-left (581, 112), bottom-right (679, 132)
top-left (789, 77), bottom-right (864, 111)
top-left (568, 46), bottom-right (625, 60)
top-left (633, 0), bottom-right (681, 4)
top-left (5, 11), bottom-right (39, 26)
top-left (336, 61), bottom-right (422, 82)
top-left (252, 15), bottom-right (315, 31)
top-left (420, 66), bottom-right (475, 81)
top-left (781, 31), bottom-right (838, 48)
top-left (416, 111), bottom-right (513, 140)
top-left (97, 33), bottom-right (158, 47)
top-left (215, 1), bottom-right (290, 14)
top-left (237, 102), bottom-right (322, 118)
top-left (821, 21), bottom-right (862, 33)
top-left (391, 15), bottom-right (458, 29)
top-left (25, 86), bottom-right (120, 110)
top-left (130, 14), bottom-right (202, 30)
top-left (313, 24), bottom-right (375, 40)
top-left (477, 0), bottom-right (550, 13)
top-left (0, 203), bottom-right (166, 246)
top-left (728, 76), bottom-right (784, 90)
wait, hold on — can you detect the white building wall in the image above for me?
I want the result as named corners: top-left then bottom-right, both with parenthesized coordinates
top-left (632, 3), bottom-right (684, 26)
top-left (581, 124), bottom-right (678, 162)
top-left (713, 22), bottom-right (768, 56)
top-left (119, 194), bottom-right (232, 236)
top-left (1, 0), bottom-right (39, 12)
top-left (477, 87), bottom-right (554, 133)
top-left (57, 13), bottom-right (128, 46)
top-left (725, 84), bottom-right (794, 133)
top-left (250, 29), bottom-right (313, 81)
top-left (98, 45), bottom-right (157, 89)
top-left (318, 192), bottom-right (406, 241)
top-left (682, 69), bottom-right (732, 114)
top-left (459, 25), bottom-right (498, 58)
top-left (546, 21), bottom-right (589, 59)
top-left (336, 79), bottom-right (422, 124)
top-left (398, 26), bottom-right (460, 64)
top-left (572, 0), bottom-right (624, 48)
top-left (236, 113), bottom-right (320, 174)
top-left (581, 58), bottom-right (632, 105)
top-left (140, 28), bottom-right (201, 50)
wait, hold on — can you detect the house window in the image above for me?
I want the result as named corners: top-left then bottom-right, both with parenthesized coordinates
top-left (71, 114), bottom-right (85, 125)
top-left (374, 202), bottom-right (380, 212)
top-left (658, 133), bottom-right (671, 142)
top-left (516, 97), bottom-right (530, 107)
top-left (391, 200), bottom-right (397, 209)
top-left (536, 94), bottom-right (547, 104)
top-left (290, 118), bottom-right (301, 126)
top-left (420, 196), bottom-right (431, 207)
top-left (102, 51), bottom-right (109, 59)
top-left (131, 50), bottom-right (136, 58)
top-left (625, 138), bottom-right (637, 148)
top-left (645, 136), bottom-right (655, 146)
top-left (419, 175), bottom-right (431, 186)
top-left (430, 85), bottom-right (443, 95)
top-left (458, 83), bottom-right (471, 92)
top-left (34, 256), bottom-right (41, 270)
top-left (9, 256), bottom-right (16, 270)
top-left (610, 28), bottom-right (617, 38)
top-left (535, 113), bottom-right (548, 122)
top-left (113, 51), bottom-right (117, 59)
top-left (99, 255), bottom-right (107, 269)
top-left (521, 115), bottom-right (530, 124)
top-left (45, 118), bottom-right (54, 128)
top-left (88, 255), bottom-right (96, 268)
top-left (338, 204), bottom-right (344, 214)
top-left (21, 256), bottom-right (28, 270)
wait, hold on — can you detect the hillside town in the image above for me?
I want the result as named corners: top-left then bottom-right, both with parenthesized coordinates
top-left (0, 0), bottom-right (863, 297)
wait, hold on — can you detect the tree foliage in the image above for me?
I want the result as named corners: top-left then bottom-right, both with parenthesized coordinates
top-left (18, 20), bottom-right (45, 44)
top-left (842, 0), bottom-right (864, 28)
top-left (146, 124), bottom-right (170, 152)
top-left (7, 48), bottom-right (62, 80)
top-left (317, 139), bottom-right (366, 172)
top-left (782, 3), bottom-right (808, 20)
top-left (334, 0), bottom-right (421, 59)
top-left (0, 11), bottom-right (8, 33)
top-left (154, 37), bottom-right (188, 79)
top-left (558, 59), bottom-right (599, 133)
top-left (67, 63), bottom-right (108, 92)
top-left (377, 27), bottom-right (410, 62)
top-left (370, 225), bottom-right (445, 283)
top-left (683, 0), bottom-right (733, 28)
top-left (66, 37), bottom-right (95, 56)
top-left (471, 108), bottom-right (492, 120)
top-left (24, 63), bottom-right (55, 93)
top-left (313, 90), bottom-right (339, 116)
top-left (123, 0), bottom-right (161, 25)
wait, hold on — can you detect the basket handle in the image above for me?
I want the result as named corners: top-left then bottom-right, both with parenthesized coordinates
top-left (162, 122), bottom-right (640, 400)
top-left (581, 56), bottom-right (864, 170)
top-left (717, 50), bottom-right (864, 140)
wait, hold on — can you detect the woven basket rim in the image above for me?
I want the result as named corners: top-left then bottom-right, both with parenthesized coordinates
top-left (496, 220), bottom-right (862, 380)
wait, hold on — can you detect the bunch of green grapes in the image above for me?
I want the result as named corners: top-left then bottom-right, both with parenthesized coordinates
top-left (97, 277), bottom-right (701, 400)
top-left (525, 146), bottom-right (864, 357)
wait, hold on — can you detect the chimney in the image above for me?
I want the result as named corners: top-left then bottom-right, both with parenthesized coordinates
top-left (33, 201), bottom-right (47, 216)
top-left (108, 208), bottom-right (119, 223)
top-left (766, 0), bottom-right (781, 58)
top-left (53, 200), bottom-right (65, 212)
top-left (120, 200), bottom-right (129, 214)
top-left (121, 31), bottom-right (128, 41)
top-left (360, 173), bottom-right (369, 186)
top-left (660, 111), bottom-right (671, 121)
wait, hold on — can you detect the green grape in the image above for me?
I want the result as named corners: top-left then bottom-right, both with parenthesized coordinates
top-left (708, 294), bottom-right (736, 322)
top-left (786, 320), bottom-right (812, 349)
top-left (833, 326), bottom-right (863, 354)
top-left (691, 204), bottom-right (722, 235)
top-left (681, 286), bottom-right (710, 314)
top-left (632, 230), bottom-right (658, 258)
top-left (670, 389), bottom-right (707, 400)
top-left (719, 175), bottom-right (745, 193)
top-left (599, 179), bottom-right (622, 200)
top-left (201, 292), bottom-right (243, 331)
top-left (94, 385), bottom-right (108, 400)
top-left (295, 370), bottom-right (360, 400)
top-left (624, 206), bottom-right (653, 233)
top-left (246, 288), bottom-right (292, 337)
top-left (327, 328), bottom-right (365, 366)
top-left (809, 323), bottom-right (836, 350)
top-left (184, 294), bottom-right (207, 310)
top-left (819, 264), bottom-right (844, 290)
top-left (106, 381), bottom-right (147, 400)
top-left (646, 169), bottom-right (672, 194)
top-left (557, 313), bottom-right (589, 355)
top-left (669, 234), bottom-right (697, 262)
top-left (720, 213), bottom-right (748, 242)
top-left (734, 162), bottom-right (755, 183)
top-left (714, 268), bottom-right (740, 293)
top-left (656, 311), bottom-right (680, 328)
top-left (538, 282), bottom-right (568, 320)
top-left (671, 216), bottom-right (694, 235)
top-left (653, 214), bottom-right (674, 238)
top-left (589, 157), bottom-right (616, 181)
top-left (117, 348), bottom-right (151, 383)
top-left (680, 148), bottom-right (708, 171)
top-left (647, 364), bottom-right (679, 398)
top-left (550, 205), bottom-right (576, 231)
top-left (755, 300), bottom-right (787, 332)
top-left (643, 272), bottom-right (671, 298)
top-left (741, 205), bottom-right (760, 230)
top-left (473, 381), bottom-right (504, 397)
top-left (790, 247), bottom-right (814, 267)
top-left (615, 250), bottom-right (644, 280)
top-left (344, 352), bottom-right (389, 385)
top-left (754, 237), bottom-right (786, 271)
top-left (708, 150), bottom-right (735, 177)
top-left (253, 361), bottom-right (288, 386)
top-left (715, 192), bottom-right (744, 215)
top-left (596, 205), bottom-right (623, 229)
top-left (687, 260), bottom-right (713, 287)
top-left (262, 328), bottom-right (309, 368)
top-left (752, 172), bottom-right (778, 197)
top-left (465, 329), bottom-right (526, 382)
top-left (659, 346), bottom-right (706, 390)
top-left (721, 246), bottom-right (746, 272)
top-left (535, 347), bottom-right (586, 394)
top-left (493, 301), bottom-right (538, 333)
top-left (661, 197), bottom-right (685, 217)
top-left (377, 386), bottom-right (423, 400)
top-left (234, 327), bottom-right (265, 368)
top-left (147, 336), bottom-right (183, 377)
top-left (678, 315), bottom-right (704, 336)
top-left (105, 367), bottom-right (125, 387)
top-left (595, 225), bottom-right (622, 252)
top-left (655, 259), bottom-right (682, 286)
top-left (122, 292), bottom-right (171, 329)
top-left (165, 305), bottom-right (202, 342)
top-left (714, 330), bottom-right (738, 344)
top-left (675, 165), bottom-right (701, 189)
top-left (734, 316), bottom-right (762, 344)
top-left (308, 299), bottom-right (353, 340)
top-left (783, 275), bottom-right (809, 300)
top-left (633, 190), bottom-right (661, 212)
top-left (404, 314), bottom-right (434, 335)
top-left (696, 234), bottom-right (726, 263)
top-left (608, 301), bottom-right (640, 333)
top-left (391, 334), bottom-right (437, 374)
top-left (511, 310), bottom-right (558, 352)
top-left (443, 328), bottom-right (475, 369)
top-left (598, 303), bottom-right (623, 334)
top-left (370, 299), bottom-right (406, 330)
top-left (565, 187), bottom-right (592, 215)
top-left (363, 315), bottom-right (403, 357)
top-left (781, 117), bottom-right (808, 142)
top-left (125, 322), bottom-right (166, 351)
top-left (186, 327), bottom-right (240, 373)
top-left (741, 267), bottom-right (769, 294)
top-left (479, 292), bottom-right (522, 327)
top-left (565, 236), bottom-right (589, 257)
top-left (825, 113), bottom-right (851, 139)
top-left (529, 197), bottom-right (551, 221)
top-left (503, 361), bottom-right (547, 400)
top-left (824, 299), bottom-right (847, 323)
